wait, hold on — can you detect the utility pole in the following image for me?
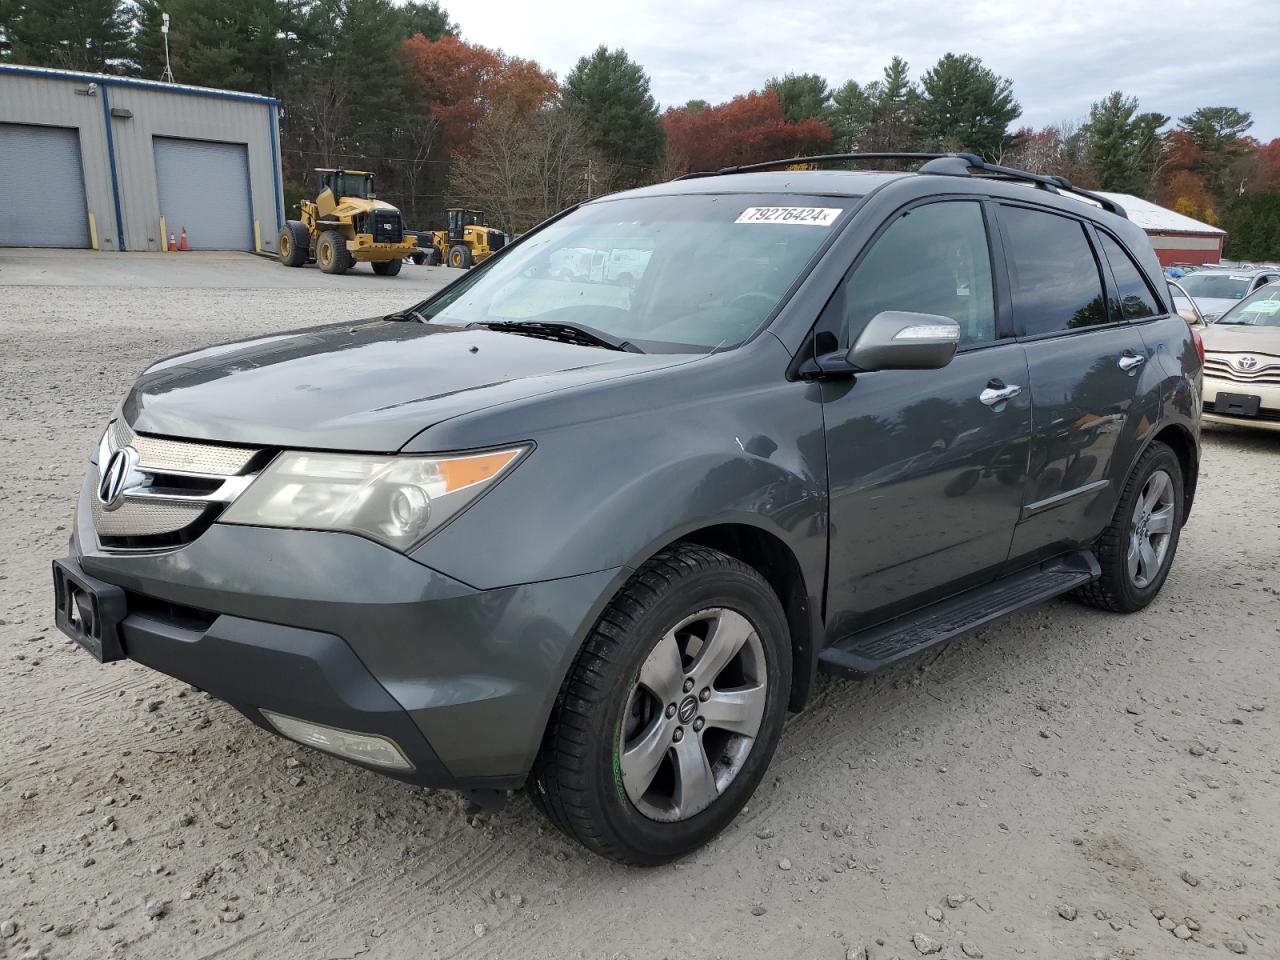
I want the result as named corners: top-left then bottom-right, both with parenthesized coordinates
top-left (585, 158), bottom-right (593, 200)
top-left (160, 13), bottom-right (175, 83)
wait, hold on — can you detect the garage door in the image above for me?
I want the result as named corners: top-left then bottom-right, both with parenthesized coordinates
top-left (154, 137), bottom-right (253, 251)
top-left (0, 123), bottom-right (90, 248)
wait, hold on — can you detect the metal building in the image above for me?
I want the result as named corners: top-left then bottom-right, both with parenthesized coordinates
top-left (1095, 192), bottom-right (1227, 267)
top-left (0, 65), bottom-right (282, 253)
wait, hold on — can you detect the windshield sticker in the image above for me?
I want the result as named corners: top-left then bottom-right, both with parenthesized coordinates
top-left (735, 206), bottom-right (843, 227)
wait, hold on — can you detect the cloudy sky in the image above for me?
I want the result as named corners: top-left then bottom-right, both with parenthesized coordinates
top-left (449, 0), bottom-right (1280, 140)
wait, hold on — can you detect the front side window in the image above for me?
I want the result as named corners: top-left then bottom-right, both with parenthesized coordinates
top-left (1001, 206), bottom-right (1109, 336)
top-left (1099, 233), bottom-right (1160, 320)
top-left (833, 200), bottom-right (998, 349)
top-left (418, 194), bottom-right (850, 353)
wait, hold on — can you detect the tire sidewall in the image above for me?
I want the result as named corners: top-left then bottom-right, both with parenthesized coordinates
top-left (582, 564), bottom-right (791, 862)
top-left (1110, 444), bottom-right (1184, 608)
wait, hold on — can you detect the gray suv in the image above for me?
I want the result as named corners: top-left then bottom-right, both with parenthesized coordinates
top-left (53, 153), bottom-right (1202, 864)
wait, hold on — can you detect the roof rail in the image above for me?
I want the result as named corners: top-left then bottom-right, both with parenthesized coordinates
top-left (675, 151), bottom-right (1128, 219)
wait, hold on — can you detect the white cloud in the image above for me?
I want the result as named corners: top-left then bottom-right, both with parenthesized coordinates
top-left (444, 0), bottom-right (1280, 138)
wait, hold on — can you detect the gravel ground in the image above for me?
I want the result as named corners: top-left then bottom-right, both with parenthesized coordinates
top-left (2, 253), bottom-right (1279, 960)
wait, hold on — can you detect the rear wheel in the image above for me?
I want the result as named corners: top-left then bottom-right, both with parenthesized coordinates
top-left (278, 221), bottom-right (309, 267)
top-left (411, 251), bottom-right (427, 266)
top-left (1075, 441), bottom-right (1183, 613)
top-left (372, 258), bottom-right (402, 276)
top-left (317, 229), bottom-right (351, 274)
top-left (532, 544), bottom-right (791, 865)
top-left (448, 244), bottom-right (473, 269)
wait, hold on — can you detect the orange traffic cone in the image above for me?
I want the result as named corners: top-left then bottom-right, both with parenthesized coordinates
top-left (179, 226), bottom-right (189, 251)
top-left (168, 233), bottom-right (176, 251)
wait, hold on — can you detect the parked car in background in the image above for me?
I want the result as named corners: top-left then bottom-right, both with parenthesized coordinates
top-left (1170, 267), bottom-right (1280, 323)
top-left (1202, 281), bottom-right (1280, 431)
top-left (52, 153), bottom-right (1201, 865)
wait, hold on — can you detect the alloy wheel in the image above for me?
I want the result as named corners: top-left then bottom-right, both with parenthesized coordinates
top-left (619, 607), bottom-right (767, 822)
top-left (1127, 468), bottom-right (1176, 588)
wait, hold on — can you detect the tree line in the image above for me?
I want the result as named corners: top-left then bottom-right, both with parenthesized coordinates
top-left (3, 0), bottom-right (1278, 257)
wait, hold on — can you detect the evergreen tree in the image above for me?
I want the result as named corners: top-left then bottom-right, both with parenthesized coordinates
top-left (917, 53), bottom-right (1020, 157)
top-left (864, 57), bottom-right (919, 152)
top-left (1178, 106), bottom-right (1253, 203)
top-left (395, 0), bottom-right (456, 40)
top-left (4, 0), bottom-right (132, 72)
top-left (563, 45), bottom-right (664, 185)
top-left (764, 72), bottom-right (831, 123)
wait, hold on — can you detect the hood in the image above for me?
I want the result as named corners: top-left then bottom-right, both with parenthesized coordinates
top-left (1201, 322), bottom-right (1280, 357)
top-left (124, 320), bottom-right (691, 452)
top-left (1177, 295), bottom-right (1240, 319)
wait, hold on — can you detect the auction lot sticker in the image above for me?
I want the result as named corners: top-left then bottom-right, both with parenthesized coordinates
top-left (735, 206), bottom-right (843, 226)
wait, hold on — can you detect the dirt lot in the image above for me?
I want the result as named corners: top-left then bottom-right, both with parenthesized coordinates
top-left (2, 251), bottom-right (1278, 960)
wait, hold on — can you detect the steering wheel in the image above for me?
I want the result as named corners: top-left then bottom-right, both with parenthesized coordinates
top-left (729, 292), bottom-right (777, 312)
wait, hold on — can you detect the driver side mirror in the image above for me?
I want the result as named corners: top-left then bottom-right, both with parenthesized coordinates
top-left (847, 311), bottom-right (961, 372)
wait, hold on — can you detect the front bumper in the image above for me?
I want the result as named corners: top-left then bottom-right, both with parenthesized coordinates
top-left (65, 471), bottom-right (624, 790)
top-left (348, 236), bottom-right (417, 262)
top-left (1202, 374), bottom-right (1280, 432)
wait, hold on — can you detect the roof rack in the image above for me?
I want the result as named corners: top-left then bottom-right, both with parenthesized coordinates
top-left (675, 152), bottom-right (1128, 219)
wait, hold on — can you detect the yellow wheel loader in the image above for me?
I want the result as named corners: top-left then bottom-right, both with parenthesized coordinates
top-left (279, 169), bottom-right (417, 276)
top-left (419, 209), bottom-right (507, 269)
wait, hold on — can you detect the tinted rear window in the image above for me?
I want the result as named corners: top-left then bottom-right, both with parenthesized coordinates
top-left (1099, 233), bottom-right (1160, 320)
top-left (1001, 206), bottom-right (1109, 337)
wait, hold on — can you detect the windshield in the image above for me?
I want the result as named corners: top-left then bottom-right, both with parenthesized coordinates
top-left (1217, 284), bottom-right (1280, 326)
top-left (1176, 273), bottom-right (1250, 300)
top-left (417, 193), bottom-right (852, 353)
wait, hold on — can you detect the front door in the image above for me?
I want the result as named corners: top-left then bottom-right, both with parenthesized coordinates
top-left (819, 199), bottom-right (1031, 639)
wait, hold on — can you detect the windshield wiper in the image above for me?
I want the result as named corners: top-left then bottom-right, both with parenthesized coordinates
top-left (384, 307), bottom-right (426, 323)
top-left (470, 320), bottom-right (644, 353)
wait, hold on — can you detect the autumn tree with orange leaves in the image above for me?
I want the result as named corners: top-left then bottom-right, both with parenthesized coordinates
top-left (662, 90), bottom-right (833, 174)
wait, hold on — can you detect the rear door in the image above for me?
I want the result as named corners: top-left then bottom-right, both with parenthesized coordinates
top-left (996, 203), bottom-right (1149, 563)
top-left (820, 198), bottom-right (1032, 638)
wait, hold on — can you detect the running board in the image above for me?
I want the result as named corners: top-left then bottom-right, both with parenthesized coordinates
top-left (819, 551), bottom-right (1100, 677)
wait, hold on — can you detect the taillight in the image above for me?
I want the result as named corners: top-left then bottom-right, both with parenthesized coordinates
top-left (1191, 328), bottom-right (1205, 364)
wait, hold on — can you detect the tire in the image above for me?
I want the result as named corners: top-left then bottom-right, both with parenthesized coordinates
top-left (317, 229), bottom-right (351, 274)
top-left (411, 251), bottom-right (427, 266)
top-left (278, 220), bottom-right (309, 267)
top-left (448, 244), bottom-right (473, 269)
top-left (1075, 441), bottom-right (1184, 613)
top-left (372, 258), bottom-right (402, 276)
top-left (531, 543), bottom-right (792, 865)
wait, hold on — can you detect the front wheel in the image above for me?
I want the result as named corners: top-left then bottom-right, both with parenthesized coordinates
top-left (532, 544), bottom-right (791, 865)
top-left (316, 229), bottom-right (351, 274)
top-left (372, 258), bottom-right (402, 276)
top-left (1075, 441), bottom-right (1184, 613)
top-left (447, 244), bottom-right (473, 269)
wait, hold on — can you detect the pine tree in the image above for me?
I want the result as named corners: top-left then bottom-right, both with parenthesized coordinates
top-left (5, 0), bottom-right (133, 72)
top-left (563, 45), bottom-right (664, 186)
top-left (764, 72), bottom-right (831, 124)
top-left (917, 53), bottom-right (1020, 157)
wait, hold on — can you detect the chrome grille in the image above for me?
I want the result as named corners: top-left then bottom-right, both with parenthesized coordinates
top-left (1204, 354), bottom-right (1280, 386)
top-left (91, 494), bottom-right (207, 538)
top-left (109, 418), bottom-right (257, 476)
top-left (91, 420), bottom-right (261, 547)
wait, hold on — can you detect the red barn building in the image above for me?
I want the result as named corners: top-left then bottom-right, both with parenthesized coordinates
top-left (1097, 193), bottom-right (1226, 267)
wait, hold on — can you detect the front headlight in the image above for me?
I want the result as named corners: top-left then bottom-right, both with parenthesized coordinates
top-left (220, 446), bottom-right (528, 551)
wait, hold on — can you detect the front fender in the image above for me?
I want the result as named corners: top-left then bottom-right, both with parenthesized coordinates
top-left (409, 340), bottom-right (829, 595)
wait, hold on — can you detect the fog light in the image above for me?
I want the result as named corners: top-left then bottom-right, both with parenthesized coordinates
top-left (261, 710), bottom-right (413, 771)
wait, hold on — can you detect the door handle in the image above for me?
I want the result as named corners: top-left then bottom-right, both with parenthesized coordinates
top-left (1118, 352), bottom-right (1146, 373)
top-left (979, 381), bottom-right (1023, 407)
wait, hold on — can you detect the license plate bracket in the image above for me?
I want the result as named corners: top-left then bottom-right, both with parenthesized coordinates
top-left (52, 558), bottom-right (127, 663)
top-left (1215, 392), bottom-right (1261, 417)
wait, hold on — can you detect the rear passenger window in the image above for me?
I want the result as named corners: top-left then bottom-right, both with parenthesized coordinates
top-left (838, 201), bottom-right (997, 348)
top-left (1099, 233), bottom-right (1159, 320)
top-left (1001, 206), bottom-right (1109, 336)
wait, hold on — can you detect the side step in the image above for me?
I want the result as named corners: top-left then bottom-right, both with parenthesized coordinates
top-left (819, 550), bottom-right (1100, 677)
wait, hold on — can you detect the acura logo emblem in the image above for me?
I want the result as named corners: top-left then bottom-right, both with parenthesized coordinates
top-left (1236, 355), bottom-right (1259, 370)
top-left (97, 446), bottom-right (139, 511)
